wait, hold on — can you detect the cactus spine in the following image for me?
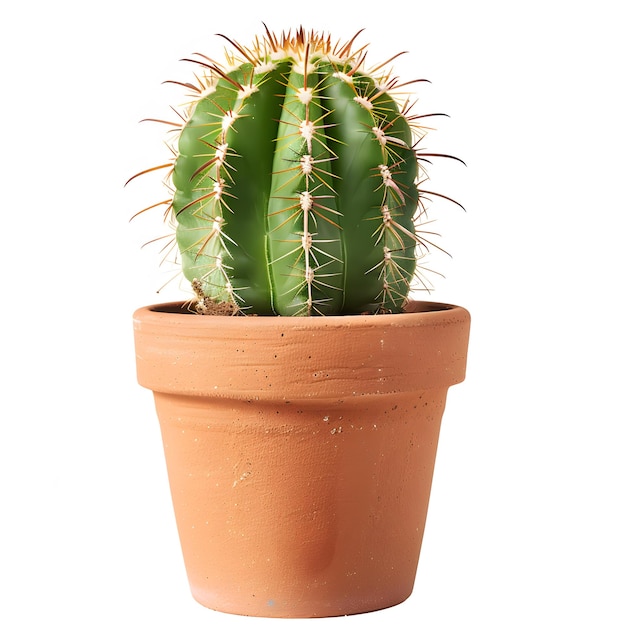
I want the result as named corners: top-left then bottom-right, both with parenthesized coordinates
top-left (148, 28), bottom-right (442, 316)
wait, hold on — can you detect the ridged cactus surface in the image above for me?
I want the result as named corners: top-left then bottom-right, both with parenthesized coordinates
top-left (139, 28), bottom-right (447, 316)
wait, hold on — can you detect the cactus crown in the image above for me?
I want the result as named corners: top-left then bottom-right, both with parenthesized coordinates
top-left (130, 26), bottom-right (461, 316)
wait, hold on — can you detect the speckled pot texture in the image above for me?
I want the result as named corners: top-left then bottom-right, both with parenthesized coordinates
top-left (133, 300), bottom-right (470, 618)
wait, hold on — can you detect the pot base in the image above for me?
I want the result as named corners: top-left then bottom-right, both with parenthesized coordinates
top-left (190, 587), bottom-right (413, 618)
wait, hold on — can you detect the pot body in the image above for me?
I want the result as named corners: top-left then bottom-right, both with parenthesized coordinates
top-left (133, 301), bottom-right (470, 618)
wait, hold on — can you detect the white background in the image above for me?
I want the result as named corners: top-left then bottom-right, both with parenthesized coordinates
top-left (2, 1), bottom-right (625, 624)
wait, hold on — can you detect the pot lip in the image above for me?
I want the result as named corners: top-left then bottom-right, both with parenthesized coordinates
top-left (134, 299), bottom-right (469, 329)
top-left (133, 299), bottom-right (471, 396)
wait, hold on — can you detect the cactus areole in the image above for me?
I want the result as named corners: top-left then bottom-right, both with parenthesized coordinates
top-left (142, 27), bottom-right (451, 316)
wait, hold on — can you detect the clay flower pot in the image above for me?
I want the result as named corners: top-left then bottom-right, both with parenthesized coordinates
top-left (133, 300), bottom-right (470, 618)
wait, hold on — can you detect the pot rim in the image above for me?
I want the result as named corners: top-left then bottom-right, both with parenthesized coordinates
top-left (135, 299), bottom-right (467, 329)
top-left (133, 300), bottom-right (470, 399)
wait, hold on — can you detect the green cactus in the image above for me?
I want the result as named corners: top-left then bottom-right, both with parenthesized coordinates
top-left (132, 27), bottom-right (459, 316)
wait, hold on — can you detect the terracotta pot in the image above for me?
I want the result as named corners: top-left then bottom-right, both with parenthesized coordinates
top-left (133, 300), bottom-right (470, 618)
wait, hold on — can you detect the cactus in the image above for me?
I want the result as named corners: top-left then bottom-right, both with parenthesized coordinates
top-left (132, 27), bottom-right (460, 316)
